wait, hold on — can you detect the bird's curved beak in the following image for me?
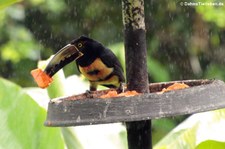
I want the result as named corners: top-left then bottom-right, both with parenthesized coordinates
top-left (44, 44), bottom-right (83, 77)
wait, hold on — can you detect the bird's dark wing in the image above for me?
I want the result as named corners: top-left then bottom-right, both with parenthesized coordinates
top-left (99, 48), bottom-right (125, 82)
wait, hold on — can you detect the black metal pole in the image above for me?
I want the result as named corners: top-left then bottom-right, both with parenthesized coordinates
top-left (122, 0), bottom-right (152, 149)
top-left (126, 120), bottom-right (152, 149)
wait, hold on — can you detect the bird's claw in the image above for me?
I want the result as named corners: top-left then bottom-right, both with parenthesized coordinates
top-left (117, 83), bottom-right (127, 93)
top-left (85, 90), bottom-right (94, 98)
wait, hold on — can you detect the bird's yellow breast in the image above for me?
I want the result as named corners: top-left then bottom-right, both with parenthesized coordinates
top-left (78, 58), bottom-right (113, 81)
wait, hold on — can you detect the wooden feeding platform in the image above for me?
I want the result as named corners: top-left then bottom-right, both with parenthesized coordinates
top-left (45, 79), bottom-right (225, 127)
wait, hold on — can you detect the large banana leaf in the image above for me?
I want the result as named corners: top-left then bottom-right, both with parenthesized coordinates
top-left (0, 77), bottom-right (64, 149)
top-left (154, 109), bottom-right (225, 149)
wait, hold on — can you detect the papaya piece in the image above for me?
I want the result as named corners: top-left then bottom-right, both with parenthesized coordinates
top-left (31, 68), bottom-right (53, 89)
top-left (100, 90), bottom-right (139, 99)
top-left (158, 83), bottom-right (189, 94)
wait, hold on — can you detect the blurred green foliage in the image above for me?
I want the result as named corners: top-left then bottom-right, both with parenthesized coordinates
top-left (0, 0), bottom-right (225, 148)
top-left (0, 0), bottom-right (21, 9)
top-left (1, 0), bottom-right (224, 87)
top-left (196, 0), bottom-right (225, 28)
top-left (1, 0), bottom-right (225, 86)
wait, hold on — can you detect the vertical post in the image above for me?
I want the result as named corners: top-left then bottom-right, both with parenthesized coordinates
top-left (122, 0), bottom-right (151, 149)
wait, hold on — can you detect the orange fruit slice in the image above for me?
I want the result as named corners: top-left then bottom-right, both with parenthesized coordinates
top-left (30, 68), bottom-right (53, 88)
top-left (100, 90), bottom-right (139, 99)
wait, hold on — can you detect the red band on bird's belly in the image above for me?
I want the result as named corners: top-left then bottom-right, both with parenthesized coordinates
top-left (79, 58), bottom-right (113, 81)
top-left (81, 65), bottom-right (91, 71)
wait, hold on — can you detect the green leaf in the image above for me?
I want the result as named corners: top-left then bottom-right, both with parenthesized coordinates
top-left (154, 109), bottom-right (225, 149)
top-left (61, 128), bottom-right (83, 149)
top-left (46, 69), bottom-right (66, 99)
top-left (154, 122), bottom-right (199, 149)
top-left (196, 140), bottom-right (225, 149)
top-left (37, 58), bottom-right (83, 149)
top-left (0, 77), bottom-right (64, 149)
top-left (0, 0), bottom-right (21, 10)
top-left (152, 118), bottom-right (177, 145)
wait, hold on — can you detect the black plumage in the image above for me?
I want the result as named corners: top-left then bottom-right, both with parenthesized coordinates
top-left (44, 36), bottom-right (125, 91)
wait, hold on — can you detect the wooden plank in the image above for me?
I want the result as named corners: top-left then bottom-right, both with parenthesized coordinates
top-left (45, 80), bottom-right (225, 126)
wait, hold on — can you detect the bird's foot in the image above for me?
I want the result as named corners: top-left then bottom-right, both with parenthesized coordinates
top-left (117, 83), bottom-right (127, 93)
top-left (85, 90), bottom-right (94, 98)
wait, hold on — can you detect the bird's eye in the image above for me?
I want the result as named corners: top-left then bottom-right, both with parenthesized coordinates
top-left (78, 43), bottom-right (83, 48)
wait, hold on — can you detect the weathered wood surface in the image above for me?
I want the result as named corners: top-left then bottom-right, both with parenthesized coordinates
top-left (45, 79), bottom-right (225, 127)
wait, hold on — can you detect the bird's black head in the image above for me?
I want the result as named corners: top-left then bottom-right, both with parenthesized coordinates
top-left (71, 36), bottom-right (105, 67)
top-left (70, 36), bottom-right (93, 49)
top-left (44, 36), bottom-right (102, 77)
top-left (70, 36), bottom-right (103, 57)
